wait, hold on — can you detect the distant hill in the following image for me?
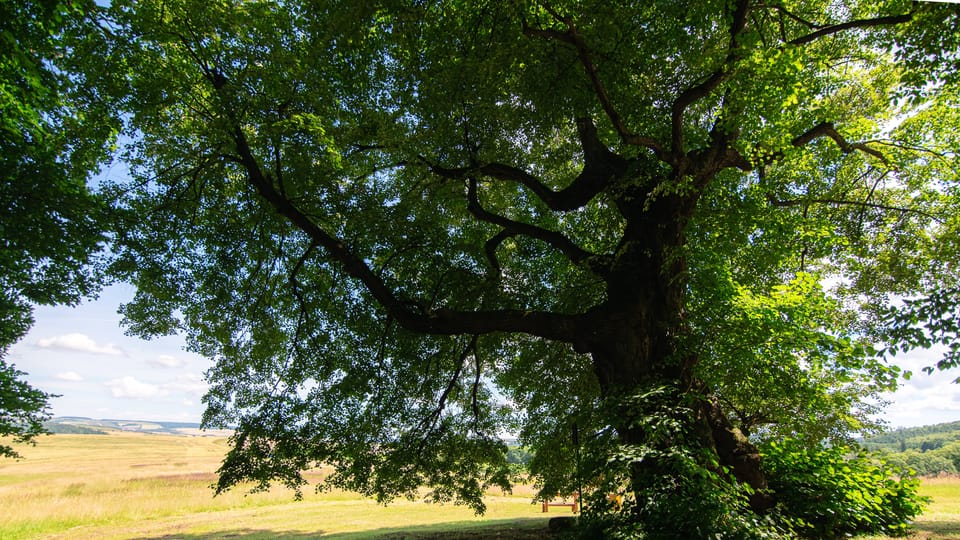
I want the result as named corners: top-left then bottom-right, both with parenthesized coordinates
top-left (44, 417), bottom-right (231, 437)
top-left (862, 420), bottom-right (960, 453)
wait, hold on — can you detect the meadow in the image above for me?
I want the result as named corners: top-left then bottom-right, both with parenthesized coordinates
top-left (1, 431), bottom-right (958, 539)
top-left (0, 431), bottom-right (549, 539)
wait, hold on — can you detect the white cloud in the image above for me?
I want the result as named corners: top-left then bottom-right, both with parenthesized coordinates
top-left (55, 371), bottom-right (84, 381)
top-left (164, 373), bottom-right (208, 397)
top-left (148, 354), bottom-right (188, 368)
top-left (37, 333), bottom-right (124, 356)
top-left (879, 367), bottom-right (960, 427)
top-left (105, 376), bottom-right (166, 399)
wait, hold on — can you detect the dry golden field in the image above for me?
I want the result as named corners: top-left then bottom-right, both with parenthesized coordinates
top-left (0, 431), bottom-right (548, 539)
top-left (2, 431), bottom-right (959, 539)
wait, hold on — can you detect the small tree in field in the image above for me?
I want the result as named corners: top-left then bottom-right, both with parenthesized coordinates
top-left (66, 0), bottom-right (960, 536)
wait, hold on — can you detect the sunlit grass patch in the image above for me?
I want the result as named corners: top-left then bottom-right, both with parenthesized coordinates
top-left (0, 432), bottom-right (544, 539)
top-left (858, 476), bottom-right (960, 540)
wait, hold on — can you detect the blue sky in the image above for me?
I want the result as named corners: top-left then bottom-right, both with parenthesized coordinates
top-left (6, 283), bottom-right (960, 428)
top-left (8, 285), bottom-right (211, 423)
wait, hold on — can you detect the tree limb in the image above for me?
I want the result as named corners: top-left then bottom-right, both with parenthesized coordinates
top-left (227, 121), bottom-right (584, 342)
top-left (483, 229), bottom-right (517, 279)
top-left (520, 14), bottom-right (664, 153)
top-left (752, 121), bottom-right (891, 169)
top-left (671, 0), bottom-right (751, 158)
top-left (789, 11), bottom-right (914, 46)
top-left (791, 121), bottom-right (890, 164)
top-left (466, 177), bottom-right (602, 272)
top-left (428, 118), bottom-right (628, 212)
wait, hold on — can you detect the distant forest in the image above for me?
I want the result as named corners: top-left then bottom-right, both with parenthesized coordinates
top-left (42, 417), bottom-right (208, 436)
top-left (862, 421), bottom-right (960, 476)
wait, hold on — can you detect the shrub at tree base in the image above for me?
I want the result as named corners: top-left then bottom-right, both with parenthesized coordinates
top-left (574, 387), bottom-right (789, 540)
top-left (573, 390), bottom-right (925, 539)
top-left (760, 439), bottom-right (927, 539)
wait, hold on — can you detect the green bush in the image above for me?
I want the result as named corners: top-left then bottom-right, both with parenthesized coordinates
top-left (761, 439), bottom-right (927, 539)
top-left (577, 387), bottom-right (790, 540)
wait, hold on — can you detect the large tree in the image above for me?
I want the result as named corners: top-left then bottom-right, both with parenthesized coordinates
top-left (91, 0), bottom-right (957, 535)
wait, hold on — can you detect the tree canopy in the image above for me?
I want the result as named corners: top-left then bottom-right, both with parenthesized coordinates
top-left (31, 0), bottom-right (960, 536)
top-left (0, 0), bottom-right (115, 458)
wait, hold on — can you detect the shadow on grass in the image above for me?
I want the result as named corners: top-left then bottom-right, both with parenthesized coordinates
top-left (131, 517), bottom-right (555, 540)
top-left (322, 517), bottom-right (554, 539)
top-left (913, 519), bottom-right (960, 538)
top-left (132, 530), bottom-right (324, 540)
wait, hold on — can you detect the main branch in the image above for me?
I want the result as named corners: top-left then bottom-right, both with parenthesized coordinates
top-left (226, 124), bottom-right (584, 343)
top-left (670, 0), bottom-right (751, 159)
top-left (465, 177), bottom-right (604, 273)
top-left (789, 11), bottom-right (914, 45)
top-left (520, 13), bottom-right (664, 154)
top-left (429, 118), bottom-right (628, 212)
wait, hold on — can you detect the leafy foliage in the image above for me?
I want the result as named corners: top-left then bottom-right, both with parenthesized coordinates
top-left (0, 358), bottom-right (55, 459)
top-left (691, 272), bottom-right (895, 444)
top-left (761, 439), bottom-right (926, 539)
top-left (882, 287), bottom-right (960, 379)
top-left (0, 0), bottom-right (115, 458)
top-left (1, 0), bottom-right (113, 343)
top-left (577, 387), bottom-right (788, 540)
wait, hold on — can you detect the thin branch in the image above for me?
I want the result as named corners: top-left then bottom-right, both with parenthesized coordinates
top-left (766, 4), bottom-right (824, 30)
top-left (416, 335), bottom-right (478, 453)
top-left (471, 338), bottom-right (482, 433)
top-left (287, 241), bottom-right (318, 338)
top-left (520, 13), bottom-right (664, 153)
top-left (857, 170), bottom-right (888, 229)
top-left (754, 121), bottom-right (891, 170)
top-left (871, 139), bottom-right (957, 165)
top-left (373, 316), bottom-right (395, 413)
top-left (789, 11), bottom-right (914, 46)
top-left (765, 192), bottom-right (941, 221)
top-left (791, 121), bottom-right (890, 165)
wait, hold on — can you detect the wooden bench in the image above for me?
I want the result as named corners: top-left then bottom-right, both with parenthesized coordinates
top-left (541, 493), bottom-right (579, 513)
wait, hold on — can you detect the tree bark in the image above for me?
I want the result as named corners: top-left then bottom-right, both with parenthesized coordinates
top-left (585, 186), bottom-right (773, 514)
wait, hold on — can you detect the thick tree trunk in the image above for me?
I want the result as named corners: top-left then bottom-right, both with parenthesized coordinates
top-left (585, 191), bottom-right (773, 515)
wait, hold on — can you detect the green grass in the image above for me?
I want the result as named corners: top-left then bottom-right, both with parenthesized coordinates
top-left (0, 432), bottom-right (548, 539)
top-left (3, 432), bottom-right (960, 539)
top-left (856, 477), bottom-right (960, 540)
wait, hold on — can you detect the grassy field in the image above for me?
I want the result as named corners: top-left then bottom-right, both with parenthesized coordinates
top-left (0, 431), bottom-right (551, 539)
top-left (1, 432), bottom-right (959, 539)
top-left (888, 477), bottom-right (960, 540)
